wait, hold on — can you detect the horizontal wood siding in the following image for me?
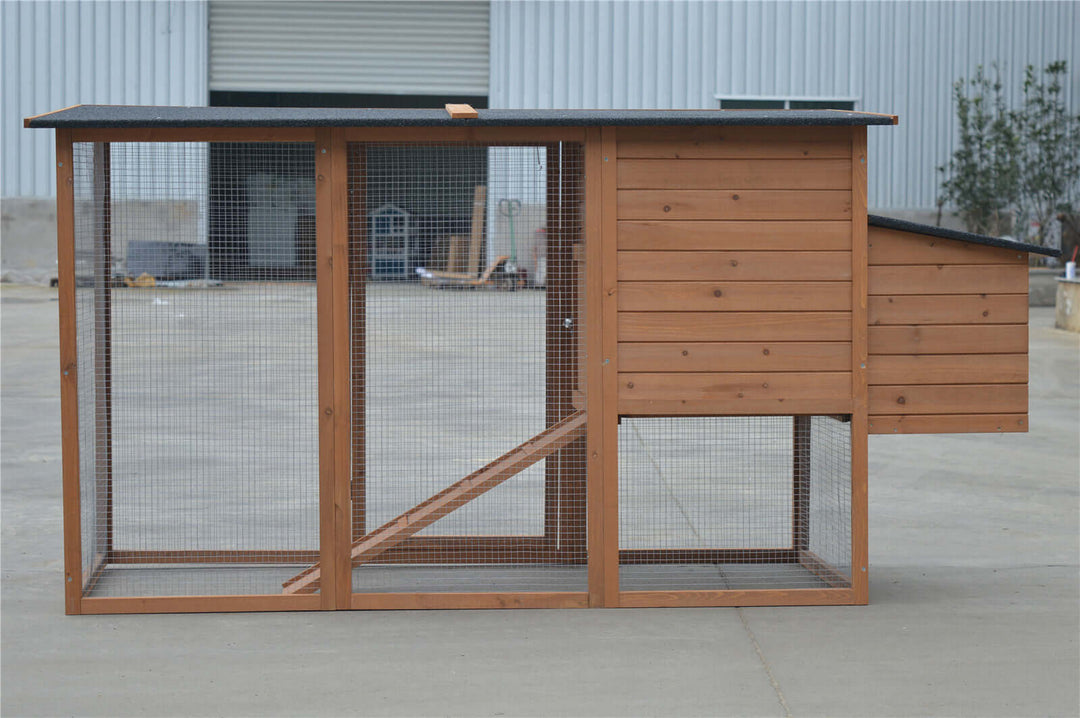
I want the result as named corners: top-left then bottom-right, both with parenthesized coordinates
top-left (869, 294), bottom-right (1028, 325)
top-left (867, 354), bottom-right (1028, 385)
top-left (866, 225), bottom-right (1029, 433)
top-left (869, 384), bottom-right (1027, 414)
top-left (618, 220), bottom-right (851, 251)
top-left (617, 159), bottom-right (852, 190)
top-left (618, 372), bottom-right (852, 415)
top-left (619, 190), bottom-right (851, 220)
top-left (868, 414), bottom-right (1027, 434)
top-left (619, 282), bottom-right (851, 312)
top-left (614, 127), bottom-right (854, 416)
top-left (868, 324), bottom-right (1028, 354)
top-left (616, 126), bottom-right (852, 160)
top-left (869, 265), bottom-right (1027, 295)
top-left (619, 312), bottom-right (852, 342)
top-left (868, 227), bottom-right (1028, 265)
top-left (618, 342), bottom-right (851, 373)
top-left (618, 252), bottom-right (851, 282)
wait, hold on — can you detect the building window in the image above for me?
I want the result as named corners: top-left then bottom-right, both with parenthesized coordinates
top-left (717, 97), bottom-right (858, 111)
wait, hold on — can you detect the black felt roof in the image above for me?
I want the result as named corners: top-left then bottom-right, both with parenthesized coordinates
top-left (25, 105), bottom-right (899, 129)
top-left (869, 214), bottom-right (1059, 257)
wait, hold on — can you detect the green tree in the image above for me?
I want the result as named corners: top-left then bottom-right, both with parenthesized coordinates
top-left (937, 65), bottom-right (1021, 238)
top-left (1014, 61), bottom-right (1080, 247)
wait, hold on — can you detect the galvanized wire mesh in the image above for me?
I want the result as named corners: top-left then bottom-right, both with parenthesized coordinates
top-left (348, 142), bottom-right (588, 593)
top-left (72, 144), bottom-right (102, 588)
top-left (618, 415), bottom-right (851, 591)
top-left (72, 141), bottom-right (319, 597)
top-left (808, 416), bottom-right (852, 578)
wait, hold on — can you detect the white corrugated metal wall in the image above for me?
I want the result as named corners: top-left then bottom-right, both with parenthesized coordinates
top-left (489, 0), bottom-right (1079, 212)
top-left (6, 0), bottom-right (1075, 209)
top-left (1, 0), bottom-right (208, 199)
top-left (209, 1), bottom-right (488, 96)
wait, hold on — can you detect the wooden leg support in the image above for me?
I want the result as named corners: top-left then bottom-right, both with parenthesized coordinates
top-left (283, 410), bottom-right (587, 594)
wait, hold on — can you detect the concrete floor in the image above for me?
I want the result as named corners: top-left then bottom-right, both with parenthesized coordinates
top-left (2, 282), bottom-right (1077, 717)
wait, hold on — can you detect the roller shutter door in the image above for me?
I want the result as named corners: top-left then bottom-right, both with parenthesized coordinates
top-left (209, 1), bottom-right (489, 96)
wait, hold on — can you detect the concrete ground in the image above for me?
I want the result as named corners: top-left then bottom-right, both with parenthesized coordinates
top-left (2, 282), bottom-right (1077, 717)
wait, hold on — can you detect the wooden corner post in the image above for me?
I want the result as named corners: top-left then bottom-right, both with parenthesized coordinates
top-left (56, 129), bottom-right (83, 614)
top-left (850, 126), bottom-right (870, 604)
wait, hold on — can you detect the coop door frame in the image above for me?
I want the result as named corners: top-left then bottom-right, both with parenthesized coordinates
top-left (335, 128), bottom-right (600, 610)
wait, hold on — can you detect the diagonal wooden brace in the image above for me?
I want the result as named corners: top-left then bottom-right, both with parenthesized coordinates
top-left (283, 410), bottom-right (587, 594)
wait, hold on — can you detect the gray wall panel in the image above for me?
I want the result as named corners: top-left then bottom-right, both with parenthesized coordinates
top-left (489, 0), bottom-right (1078, 212)
top-left (2, 0), bottom-right (208, 199)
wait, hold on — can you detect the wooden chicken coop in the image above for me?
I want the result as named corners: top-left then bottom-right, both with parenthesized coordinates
top-left (27, 105), bottom-right (1056, 615)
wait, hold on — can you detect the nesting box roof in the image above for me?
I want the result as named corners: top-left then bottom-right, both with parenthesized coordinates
top-left (25, 105), bottom-right (898, 128)
top-left (868, 214), bottom-right (1059, 257)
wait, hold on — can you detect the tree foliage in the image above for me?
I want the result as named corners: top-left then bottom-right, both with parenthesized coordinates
top-left (938, 61), bottom-right (1080, 246)
top-left (1015, 61), bottom-right (1080, 246)
top-left (937, 65), bottom-right (1020, 238)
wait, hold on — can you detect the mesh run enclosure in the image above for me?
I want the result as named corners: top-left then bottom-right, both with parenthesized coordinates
top-left (73, 141), bottom-right (320, 598)
top-left (71, 138), bottom-right (590, 602)
top-left (619, 416), bottom-right (852, 592)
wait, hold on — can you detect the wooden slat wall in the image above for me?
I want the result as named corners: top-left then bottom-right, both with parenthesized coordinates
top-left (866, 226), bottom-right (1029, 434)
top-left (615, 127), bottom-right (853, 415)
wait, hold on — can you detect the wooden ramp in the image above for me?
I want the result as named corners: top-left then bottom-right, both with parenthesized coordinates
top-left (283, 410), bottom-right (587, 595)
top-left (418, 255), bottom-right (509, 288)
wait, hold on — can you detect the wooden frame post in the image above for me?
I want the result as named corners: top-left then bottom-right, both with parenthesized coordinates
top-left (330, 129), bottom-right (353, 607)
top-left (597, 126), bottom-right (621, 606)
top-left (850, 126), bottom-right (870, 604)
top-left (315, 128), bottom-right (352, 608)
top-left (57, 130), bottom-right (83, 614)
top-left (584, 128), bottom-right (606, 606)
top-left (315, 130), bottom-right (337, 607)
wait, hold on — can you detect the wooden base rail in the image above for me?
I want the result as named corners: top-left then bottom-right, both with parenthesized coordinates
top-left (619, 548), bottom-right (798, 564)
top-left (282, 410), bottom-right (587, 594)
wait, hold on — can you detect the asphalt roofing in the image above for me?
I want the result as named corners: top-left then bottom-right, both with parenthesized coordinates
top-left (26, 105), bottom-right (898, 128)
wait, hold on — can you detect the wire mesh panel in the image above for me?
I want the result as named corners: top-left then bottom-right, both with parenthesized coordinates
top-left (72, 141), bottom-right (319, 598)
top-left (72, 144), bottom-right (103, 589)
top-left (341, 142), bottom-right (588, 595)
top-left (618, 415), bottom-right (851, 592)
top-left (807, 416), bottom-right (853, 578)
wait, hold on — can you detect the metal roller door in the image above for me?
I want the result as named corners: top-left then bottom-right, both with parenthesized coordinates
top-left (209, 1), bottom-right (489, 96)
